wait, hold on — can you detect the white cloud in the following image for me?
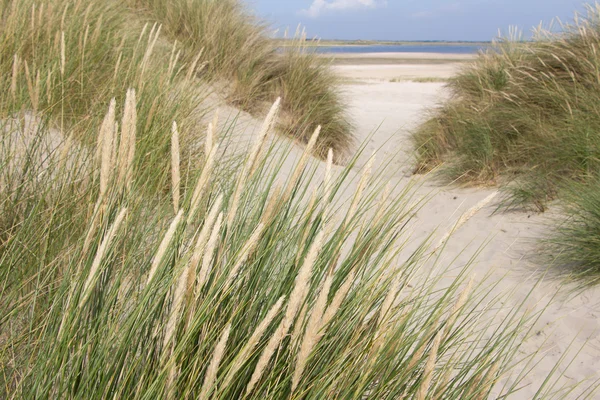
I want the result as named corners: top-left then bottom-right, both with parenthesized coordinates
top-left (300, 0), bottom-right (386, 18)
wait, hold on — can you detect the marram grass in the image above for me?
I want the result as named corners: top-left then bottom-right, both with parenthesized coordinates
top-left (412, 3), bottom-right (600, 282)
top-left (0, 0), bottom-right (595, 398)
top-left (0, 88), bottom-right (590, 399)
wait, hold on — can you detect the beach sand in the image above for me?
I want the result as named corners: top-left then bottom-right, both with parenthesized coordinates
top-left (330, 51), bottom-right (473, 81)
top-left (210, 52), bottom-right (600, 399)
top-left (337, 53), bottom-right (600, 399)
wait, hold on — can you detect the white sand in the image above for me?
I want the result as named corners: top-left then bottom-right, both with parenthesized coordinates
top-left (331, 52), bottom-right (472, 81)
top-left (207, 53), bottom-right (600, 398)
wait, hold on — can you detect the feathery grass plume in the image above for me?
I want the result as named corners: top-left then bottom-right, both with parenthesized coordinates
top-left (139, 24), bottom-right (162, 82)
top-left (371, 183), bottom-right (391, 229)
top-left (247, 227), bottom-right (326, 394)
top-left (321, 270), bottom-right (355, 327)
top-left (167, 41), bottom-right (179, 78)
top-left (228, 98), bottom-right (281, 229)
top-left (163, 264), bottom-right (191, 351)
top-left (407, 323), bottom-right (440, 371)
top-left (147, 210), bottom-right (184, 285)
top-left (171, 121), bottom-right (181, 213)
top-left (205, 122), bottom-right (215, 156)
top-left (186, 48), bottom-right (205, 80)
top-left (164, 264), bottom-right (193, 398)
top-left (199, 324), bottom-right (231, 400)
top-left (444, 276), bottom-right (474, 338)
top-left (435, 192), bottom-right (498, 252)
top-left (291, 302), bottom-right (308, 350)
top-left (124, 89), bottom-right (137, 192)
top-left (416, 330), bottom-right (443, 400)
top-left (99, 99), bottom-right (117, 198)
top-left (345, 154), bottom-right (374, 228)
top-left (189, 137), bottom-right (219, 221)
top-left (11, 54), bottom-right (19, 99)
top-left (221, 296), bottom-right (285, 389)
top-left (186, 194), bottom-right (223, 300)
top-left (433, 366), bottom-right (454, 400)
top-left (260, 186), bottom-right (282, 225)
top-left (324, 148), bottom-right (334, 193)
top-left (60, 31), bottom-right (65, 76)
top-left (116, 89), bottom-right (137, 188)
top-left (224, 223), bottom-right (265, 288)
top-left (211, 109), bottom-right (219, 137)
top-left (476, 360), bottom-right (500, 400)
top-left (196, 212), bottom-right (223, 295)
top-left (283, 125), bottom-right (321, 202)
top-left (292, 270), bottom-right (334, 391)
top-left (79, 208), bottom-right (127, 307)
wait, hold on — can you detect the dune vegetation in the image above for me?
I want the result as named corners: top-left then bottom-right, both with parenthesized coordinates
top-left (128, 0), bottom-right (352, 158)
top-left (412, 4), bottom-right (600, 280)
top-left (0, 0), bottom-right (594, 398)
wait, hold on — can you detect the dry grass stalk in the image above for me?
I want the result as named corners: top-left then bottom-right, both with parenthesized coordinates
top-left (377, 275), bottom-right (402, 328)
top-left (227, 98), bottom-right (281, 229)
top-left (345, 154), bottom-right (374, 228)
top-left (79, 208), bottom-right (127, 307)
top-left (99, 99), bottom-right (117, 198)
top-left (115, 90), bottom-right (135, 184)
top-left (291, 302), bottom-right (308, 351)
top-left (433, 367), bottom-right (454, 400)
top-left (189, 128), bottom-right (219, 221)
top-left (11, 54), bottom-right (19, 99)
top-left (163, 264), bottom-right (192, 351)
top-left (224, 223), bottom-right (265, 288)
top-left (292, 270), bottom-right (334, 391)
top-left (123, 89), bottom-right (137, 192)
top-left (199, 324), bottom-right (231, 400)
top-left (476, 361), bottom-right (500, 400)
top-left (186, 48), bottom-right (205, 80)
top-left (205, 122), bottom-right (215, 156)
top-left (260, 186), bottom-right (282, 225)
top-left (247, 227), bottom-right (326, 394)
top-left (167, 41), bottom-right (179, 78)
top-left (221, 296), bottom-right (285, 389)
top-left (416, 330), bottom-right (443, 400)
top-left (444, 277), bottom-right (474, 339)
top-left (140, 24), bottom-right (162, 81)
top-left (321, 270), bottom-right (355, 327)
top-left (407, 324), bottom-right (440, 371)
top-left (196, 212), bottom-right (223, 295)
top-left (171, 121), bottom-right (181, 213)
top-left (186, 194), bottom-right (223, 300)
top-left (147, 210), bottom-right (184, 285)
top-left (435, 192), bottom-right (498, 251)
top-left (283, 125), bottom-right (321, 202)
top-left (60, 31), bottom-right (65, 76)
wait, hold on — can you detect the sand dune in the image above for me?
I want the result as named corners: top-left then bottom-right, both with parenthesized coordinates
top-left (207, 53), bottom-right (600, 398)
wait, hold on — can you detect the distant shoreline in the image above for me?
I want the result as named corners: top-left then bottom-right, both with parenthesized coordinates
top-left (323, 52), bottom-right (476, 66)
top-left (276, 40), bottom-right (492, 47)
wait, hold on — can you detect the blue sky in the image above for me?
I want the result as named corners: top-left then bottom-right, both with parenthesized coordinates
top-left (247, 0), bottom-right (588, 41)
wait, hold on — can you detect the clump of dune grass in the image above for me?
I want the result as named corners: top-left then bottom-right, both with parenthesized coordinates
top-left (0, 78), bottom-right (589, 398)
top-left (412, 3), bottom-right (600, 282)
top-left (0, 1), bottom-right (594, 398)
top-left (412, 6), bottom-right (600, 210)
top-left (545, 181), bottom-right (600, 285)
top-left (0, 0), bottom-right (206, 192)
top-left (128, 0), bottom-right (353, 159)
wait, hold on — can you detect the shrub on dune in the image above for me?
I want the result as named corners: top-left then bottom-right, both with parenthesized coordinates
top-left (128, 0), bottom-right (353, 159)
top-left (413, 7), bottom-right (600, 208)
top-left (412, 4), bottom-right (600, 281)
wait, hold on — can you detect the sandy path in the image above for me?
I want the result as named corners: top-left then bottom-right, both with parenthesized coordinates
top-left (338, 61), bottom-right (600, 398)
top-left (209, 54), bottom-right (600, 398)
